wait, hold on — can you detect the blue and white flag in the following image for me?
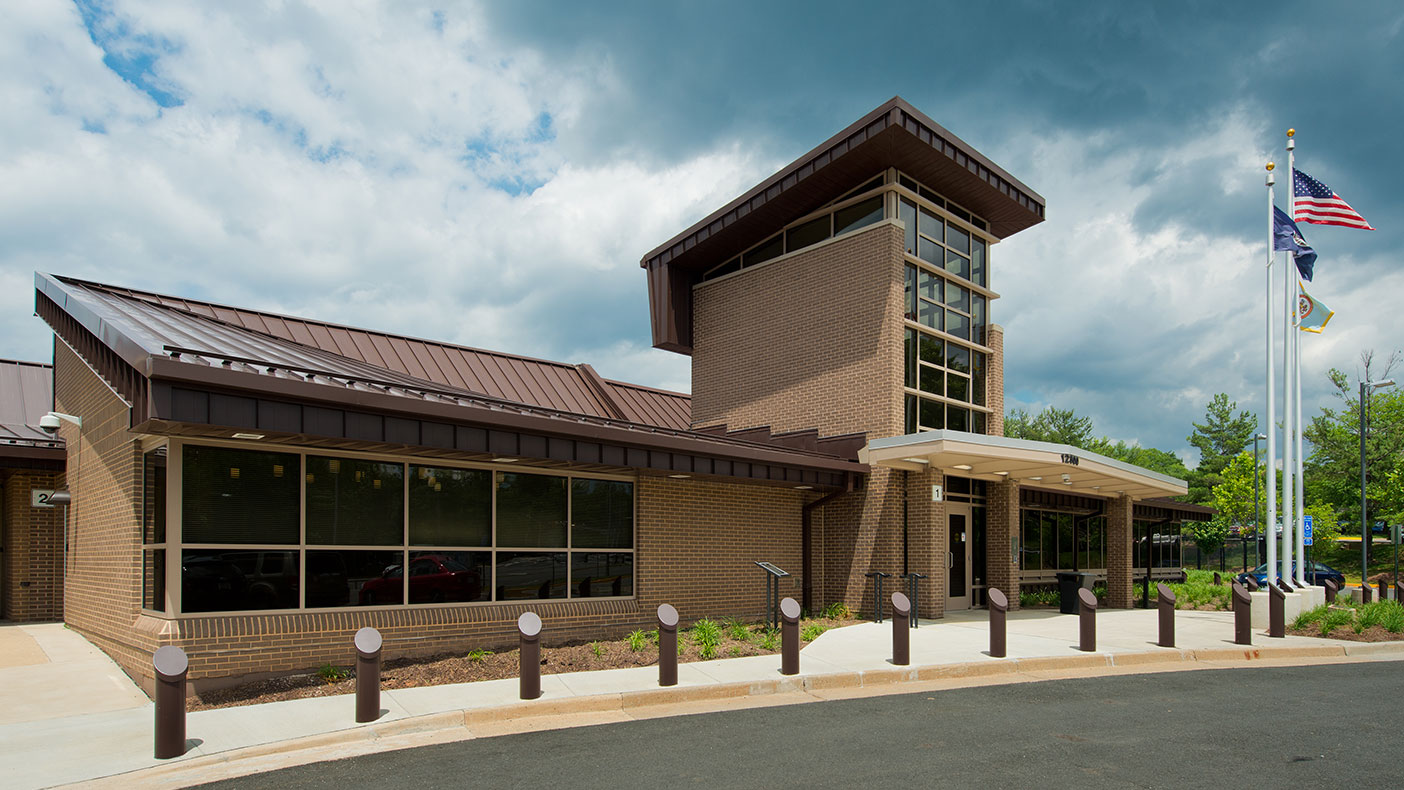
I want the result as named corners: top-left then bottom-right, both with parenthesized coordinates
top-left (1273, 206), bottom-right (1318, 281)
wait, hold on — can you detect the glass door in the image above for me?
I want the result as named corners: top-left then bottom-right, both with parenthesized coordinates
top-left (948, 506), bottom-right (971, 610)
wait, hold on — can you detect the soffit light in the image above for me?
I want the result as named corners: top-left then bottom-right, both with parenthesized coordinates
top-left (953, 464), bottom-right (972, 471)
top-left (496, 458), bottom-right (521, 463)
top-left (668, 474), bottom-right (691, 479)
top-left (232, 432), bottom-right (265, 440)
top-left (794, 485), bottom-right (814, 490)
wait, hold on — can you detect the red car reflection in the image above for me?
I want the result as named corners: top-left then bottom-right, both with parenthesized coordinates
top-left (358, 554), bottom-right (483, 605)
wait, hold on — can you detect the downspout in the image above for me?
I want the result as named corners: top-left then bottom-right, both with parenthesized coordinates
top-left (802, 472), bottom-right (853, 612)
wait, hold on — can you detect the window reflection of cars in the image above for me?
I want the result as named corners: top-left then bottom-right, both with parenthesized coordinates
top-left (358, 554), bottom-right (483, 605)
top-left (225, 551), bottom-right (298, 609)
top-left (181, 555), bottom-right (247, 613)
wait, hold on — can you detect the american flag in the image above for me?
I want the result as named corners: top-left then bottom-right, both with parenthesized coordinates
top-left (1293, 168), bottom-right (1374, 230)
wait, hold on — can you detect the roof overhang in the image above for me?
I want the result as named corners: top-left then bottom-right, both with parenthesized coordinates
top-left (860, 431), bottom-right (1187, 501)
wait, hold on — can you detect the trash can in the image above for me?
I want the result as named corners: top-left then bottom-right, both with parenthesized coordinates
top-left (1055, 572), bottom-right (1094, 614)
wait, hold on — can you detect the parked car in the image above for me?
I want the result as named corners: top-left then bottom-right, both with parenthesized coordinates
top-left (1235, 561), bottom-right (1345, 589)
top-left (358, 554), bottom-right (483, 605)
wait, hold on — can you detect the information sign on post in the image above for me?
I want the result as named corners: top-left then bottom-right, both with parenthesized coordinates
top-left (1303, 514), bottom-right (1314, 547)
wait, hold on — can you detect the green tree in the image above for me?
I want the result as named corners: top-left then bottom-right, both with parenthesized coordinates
top-left (1184, 517), bottom-right (1232, 559)
top-left (1302, 352), bottom-right (1403, 563)
top-left (1304, 501), bottom-right (1340, 545)
top-left (1087, 439), bottom-right (1191, 480)
top-left (1003, 406), bottom-right (1095, 447)
top-left (1185, 393), bottom-right (1259, 504)
top-left (1210, 452), bottom-right (1257, 534)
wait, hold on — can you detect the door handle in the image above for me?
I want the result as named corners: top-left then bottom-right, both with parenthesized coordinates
top-left (948, 552), bottom-right (953, 569)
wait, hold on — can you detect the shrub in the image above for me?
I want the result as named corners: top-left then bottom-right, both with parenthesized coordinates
top-left (625, 629), bottom-right (649, 652)
top-left (466, 649), bottom-right (493, 664)
top-left (1293, 604), bottom-right (1328, 630)
top-left (691, 618), bottom-right (722, 659)
top-left (725, 617), bottom-right (751, 641)
top-left (317, 664), bottom-right (349, 684)
top-left (590, 641), bottom-right (605, 658)
top-left (757, 628), bottom-right (780, 651)
top-left (801, 623), bottom-right (828, 642)
top-left (821, 601), bottom-right (853, 620)
top-left (1319, 607), bottom-right (1354, 637)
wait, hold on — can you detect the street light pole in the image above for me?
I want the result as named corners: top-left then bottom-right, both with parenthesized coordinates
top-left (1252, 432), bottom-right (1267, 573)
top-left (1361, 379), bottom-right (1395, 585)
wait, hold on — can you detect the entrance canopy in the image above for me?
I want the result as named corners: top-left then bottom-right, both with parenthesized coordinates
top-left (860, 431), bottom-right (1187, 500)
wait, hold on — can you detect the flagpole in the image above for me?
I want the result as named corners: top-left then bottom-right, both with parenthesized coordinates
top-left (1288, 132), bottom-right (1309, 587)
top-left (1282, 186), bottom-right (1295, 587)
top-left (1265, 162), bottom-right (1278, 587)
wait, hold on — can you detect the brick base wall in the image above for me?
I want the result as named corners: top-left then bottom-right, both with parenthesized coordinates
top-left (1, 470), bottom-right (65, 621)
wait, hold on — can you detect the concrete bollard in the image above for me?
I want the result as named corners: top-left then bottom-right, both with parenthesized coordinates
top-left (891, 591), bottom-right (911, 666)
top-left (153, 646), bottom-right (189, 760)
top-left (1269, 583), bottom-right (1286, 638)
top-left (354, 627), bottom-right (383, 723)
top-left (1077, 588), bottom-right (1097, 652)
top-left (780, 597), bottom-right (800, 676)
top-left (1232, 583), bottom-right (1252, 645)
top-left (657, 604), bottom-right (679, 687)
top-left (987, 587), bottom-right (1008, 658)
top-left (1325, 578), bottom-right (1338, 603)
top-left (1157, 583), bottom-right (1176, 648)
top-left (518, 612), bottom-right (542, 700)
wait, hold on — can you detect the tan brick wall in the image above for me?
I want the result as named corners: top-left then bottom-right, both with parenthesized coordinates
top-left (1, 470), bottom-right (65, 621)
top-left (52, 341), bottom-right (157, 678)
top-left (987, 324), bottom-right (1005, 437)
top-left (986, 479), bottom-right (1021, 610)
top-left (690, 222), bottom-right (906, 439)
top-left (1106, 494), bottom-right (1134, 608)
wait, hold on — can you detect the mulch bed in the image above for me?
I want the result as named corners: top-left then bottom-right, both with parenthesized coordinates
top-left (1285, 624), bottom-right (1404, 642)
top-left (190, 616), bottom-right (855, 711)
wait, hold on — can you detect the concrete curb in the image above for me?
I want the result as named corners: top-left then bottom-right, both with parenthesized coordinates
top-left (68, 640), bottom-right (1404, 789)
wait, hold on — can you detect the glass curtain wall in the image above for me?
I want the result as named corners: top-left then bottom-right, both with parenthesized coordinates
top-left (1018, 509), bottom-right (1108, 572)
top-left (167, 443), bottom-right (635, 615)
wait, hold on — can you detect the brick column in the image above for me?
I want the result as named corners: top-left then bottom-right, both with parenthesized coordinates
top-left (906, 467), bottom-right (946, 620)
top-left (986, 478), bottom-right (1020, 610)
top-left (1106, 494), bottom-right (1134, 609)
top-left (986, 324), bottom-right (1005, 437)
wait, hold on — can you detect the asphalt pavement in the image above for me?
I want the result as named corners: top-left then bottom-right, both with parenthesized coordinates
top-left (193, 662), bottom-right (1402, 789)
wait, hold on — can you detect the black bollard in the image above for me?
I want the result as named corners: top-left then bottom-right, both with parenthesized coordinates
top-left (354, 627), bottom-right (382, 723)
top-left (1077, 588), bottom-right (1097, 652)
top-left (1396, 582), bottom-right (1404, 605)
top-left (1379, 578), bottom-right (1389, 602)
top-left (153, 646), bottom-right (189, 759)
top-left (1232, 583), bottom-right (1252, 645)
top-left (1157, 583), bottom-right (1176, 648)
top-left (1245, 576), bottom-right (1260, 593)
top-left (1269, 583), bottom-right (1286, 638)
top-left (988, 587), bottom-right (1008, 658)
top-left (1213, 572), bottom-right (1222, 586)
top-left (780, 597), bottom-right (800, 676)
top-left (1325, 578), bottom-right (1338, 603)
top-left (891, 592), bottom-right (911, 665)
top-left (518, 612), bottom-right (542, 700)
top-left (1361, 583), bottom-right (1374, 603)
top-left (657, 604), bottom-right (679, 687)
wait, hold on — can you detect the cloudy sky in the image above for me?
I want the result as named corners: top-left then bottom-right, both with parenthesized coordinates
top-left (4, 1), bottom-right (1401, 463)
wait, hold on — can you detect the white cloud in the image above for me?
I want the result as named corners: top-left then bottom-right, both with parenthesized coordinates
top-left (0, 0), bottom-right (767, 393)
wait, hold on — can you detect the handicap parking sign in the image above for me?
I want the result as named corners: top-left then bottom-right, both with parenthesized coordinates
top-left (1304, 514), bottom-right (1313, 546)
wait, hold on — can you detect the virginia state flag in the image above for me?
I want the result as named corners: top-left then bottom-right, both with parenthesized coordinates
top-left (1298, 283), bottom-right (1334, 333)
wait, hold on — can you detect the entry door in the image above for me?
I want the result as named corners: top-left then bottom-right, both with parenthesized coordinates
top-left (947, 506), bottom-right (972, 610)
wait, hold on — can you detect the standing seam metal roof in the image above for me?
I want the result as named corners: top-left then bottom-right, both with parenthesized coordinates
top-left (57, 277), bottom-right (693, 431)
top-left (0, 359), bottom-right (60, 447)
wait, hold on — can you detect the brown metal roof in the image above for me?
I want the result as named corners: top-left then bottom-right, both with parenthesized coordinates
top-left (0, 359), bottom-right (64, 458)
top-left (35, 273), bottom-right (867, 486)
top-left (640, 96), bottom-right (1045, 354)
top-left (43, 275), bottom-right (692, 431)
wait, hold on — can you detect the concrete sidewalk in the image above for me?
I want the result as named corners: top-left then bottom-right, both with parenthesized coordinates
top-left (3, 610), bottom-right (1401, 790)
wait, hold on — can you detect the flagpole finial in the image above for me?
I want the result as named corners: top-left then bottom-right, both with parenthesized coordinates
top-left (1266, 161), bottom-right (1275, 171)
top-left (1287, 128), bottom-right (1295, 138)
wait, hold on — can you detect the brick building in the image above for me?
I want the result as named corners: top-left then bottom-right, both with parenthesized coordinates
top-left (1, 359), bottom-right (67, 622)
top-left (27, 97), bottom-right (1205, 693)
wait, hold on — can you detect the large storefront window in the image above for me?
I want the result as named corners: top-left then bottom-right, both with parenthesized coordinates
top-left (1134, 520), bottom-right (1183, 569)
top-left (1019, 508), bottom-right (1108, 572)
top-left (142, 447), bottom-right (167, 613)
top-left (173, 443), bottom-right (635, 614)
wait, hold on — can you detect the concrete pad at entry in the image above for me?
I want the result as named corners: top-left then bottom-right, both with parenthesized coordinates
top-left (0, 624), bottom-right (49, 668)
top-left (0, 623), bottom-right (150, 725)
